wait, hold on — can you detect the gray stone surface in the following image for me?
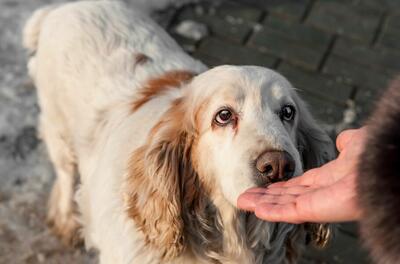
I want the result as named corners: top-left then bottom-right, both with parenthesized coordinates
top-left (196, 37), bottom-right (277, 67)
top-left (248, 26), bottom-right (326, 71)
top-left (306, 1), bottom-right (381, 43)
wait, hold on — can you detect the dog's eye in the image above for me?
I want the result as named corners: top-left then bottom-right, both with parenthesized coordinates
top-left (280, 105), bottom-right (295, 121)
top-left (214, 109), bottom-right (233, 126)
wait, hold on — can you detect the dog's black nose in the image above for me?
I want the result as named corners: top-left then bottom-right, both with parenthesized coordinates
top-left (255, 151), bottom-right (295, 182)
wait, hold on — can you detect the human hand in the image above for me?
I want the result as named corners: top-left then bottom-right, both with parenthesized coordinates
top-left (237, 128), bottom-right (366, 224)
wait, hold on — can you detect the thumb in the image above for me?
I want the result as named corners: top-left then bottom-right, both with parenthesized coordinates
top-left (336, 129), bottom-right (359, 152)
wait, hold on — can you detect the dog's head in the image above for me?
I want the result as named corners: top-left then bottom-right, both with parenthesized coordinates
top-left (125, 65), bottom-right (335, 261)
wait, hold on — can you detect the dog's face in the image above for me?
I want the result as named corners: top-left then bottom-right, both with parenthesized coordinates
top-left (126, 65), bottom-right (334, 260)
top-left (187, 66), bottom-right (330, 205)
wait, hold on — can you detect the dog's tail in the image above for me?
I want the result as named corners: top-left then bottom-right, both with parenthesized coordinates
top-left (23, 5), bottom-right (58, 82)
top-left (22, 5), bottom-right (57, 54)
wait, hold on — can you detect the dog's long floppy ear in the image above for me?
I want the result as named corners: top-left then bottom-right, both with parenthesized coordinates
top-left (294, 94), bottom-right (336, 248)
top-left (125, 98), bottom-right (197, 260)
top-left (294, 95), bottom-right (336, 170)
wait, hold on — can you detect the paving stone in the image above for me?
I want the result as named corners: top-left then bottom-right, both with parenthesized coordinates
top-left (278, 63), bottom-right (353, 105)
top-left (216, 1), bottom-right (263, 22)
top-left (297, 256), bottom-right (321, 264)
top-left (378, 30), bottom-right (400, 51)
top-left (152, 7), bottom-right (177, 28)
top-left (323, 55), bottom-right (392, 90)
top-left (170, 33), bottom-right (198, 53)
top-left (235, 0), bottom-right (310, 22)
top-left (328, 0), bottom-right (400, 11)
top-left (338, 222), bottom-right (360, 238)
top-left (332, 38), bottom-right (400, 75)
top-left (177, 6), bottom-right (251, 43)
top-left (354, 0), bottom-right (400, 10)
top-left (386, 13), bottom-right (400, 31)
top-left (195, 37), bottom-right (277, 67)
top-left (192, 52), bottom-right (223, 68)
top-left (263, 16), bottom-right (333, 51)
top-left (298, 92), bottom-right (345, 124)
top-left (303, 231), bottom-right (371, 264)
top-left (264, 0), bottom-right (310, 22)
top-left (306, 2), bottom-right (381, 43)
top-left (354, 86), bottom-right (385, 122)
top-left (248, 27), bottom-right (325, 71)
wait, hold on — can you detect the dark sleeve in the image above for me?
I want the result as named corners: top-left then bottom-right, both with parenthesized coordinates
top-left (357, 78), bottom-right (400, 264)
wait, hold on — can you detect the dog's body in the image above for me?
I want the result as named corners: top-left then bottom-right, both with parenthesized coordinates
top-left (24, 1), bottom-right (334, 263)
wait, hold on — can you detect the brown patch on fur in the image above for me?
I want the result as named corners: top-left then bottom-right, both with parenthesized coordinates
top-left (126, 97), bottom-right (228, 262)
top-left (131, 70), bottom-right (195, 112)
top-left (305, 223), bottom-right (332, 248)
top-left (125, 98), bottom-right (203, 260)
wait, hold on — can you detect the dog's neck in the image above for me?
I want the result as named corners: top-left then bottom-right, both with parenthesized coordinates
top-left (184, 190), bottom-right (301, 264)
top-left (183, 189), bottom-right (255, 263)
top-left (212, 194), bottom-right (255, 263)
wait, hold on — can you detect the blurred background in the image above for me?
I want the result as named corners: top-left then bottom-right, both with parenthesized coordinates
top-left (1, 0), bottom-right (399, 263)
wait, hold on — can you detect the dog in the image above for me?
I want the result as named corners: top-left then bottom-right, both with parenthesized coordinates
top-left (23, 1), bottom-right (335, 263)
top-left (358, 78), bottom-right (400, 264)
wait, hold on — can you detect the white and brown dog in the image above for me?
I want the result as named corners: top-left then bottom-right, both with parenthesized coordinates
top-left (23, 1), bottom-right (335, 263)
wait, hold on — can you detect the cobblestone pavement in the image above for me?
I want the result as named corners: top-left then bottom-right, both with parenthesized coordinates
top-left (170, 0), bottom-right (400, 127)
top-left (1, 0), bottom-right (399, 263)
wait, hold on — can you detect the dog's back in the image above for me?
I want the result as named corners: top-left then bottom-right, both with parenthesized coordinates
top-left (23, 1), bottom-right (205, 135)
top-left (23, 2), bottom-right (206, 262)
top-left (23, 0), bottom-right (207, 174)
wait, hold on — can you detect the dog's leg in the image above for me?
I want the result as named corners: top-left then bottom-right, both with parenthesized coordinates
top-left (41, 117), bottom-right (81, 246)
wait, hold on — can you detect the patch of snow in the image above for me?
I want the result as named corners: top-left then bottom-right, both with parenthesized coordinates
top-left (174, 20), bottom-right (209, 41)
top-left (194, 5), bottom-right (205, 16)
top-left (321, 99), bottom-right (358, 136)
top-left (253, 23), bottom-right (263, 32)
top-left (225, 15), bottom-right (244, 25)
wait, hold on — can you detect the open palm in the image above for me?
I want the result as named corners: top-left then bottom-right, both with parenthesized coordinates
top-left (238, 128), bottom-right (366, 223)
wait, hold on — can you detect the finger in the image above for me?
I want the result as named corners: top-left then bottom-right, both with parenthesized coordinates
top-left (336, 129), bottom-right (359, 152)
top-left (237, 191), bottom-right (264, 211)
top-left (265, 186), bottom-right (312, 195)
top-left (265, 181), bottom-right (287, 188)
top-left (238, 191), bottom-right (300, 211)
top-left (256, 193), bottom-right (298, 204)
top-left (274, 168), bottom-right (321, 187)
top-left (242, 187), bottom-right (269, 194)
top-left (246, 182), bottom-right (289, 190)
top-left (254, 202), bottom-right (303, 224)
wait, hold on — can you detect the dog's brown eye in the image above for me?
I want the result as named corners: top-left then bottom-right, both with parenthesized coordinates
top-left (215, 109), bottom-right (233, 126)
top-left (280, 105), bottom-right (295, 121)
